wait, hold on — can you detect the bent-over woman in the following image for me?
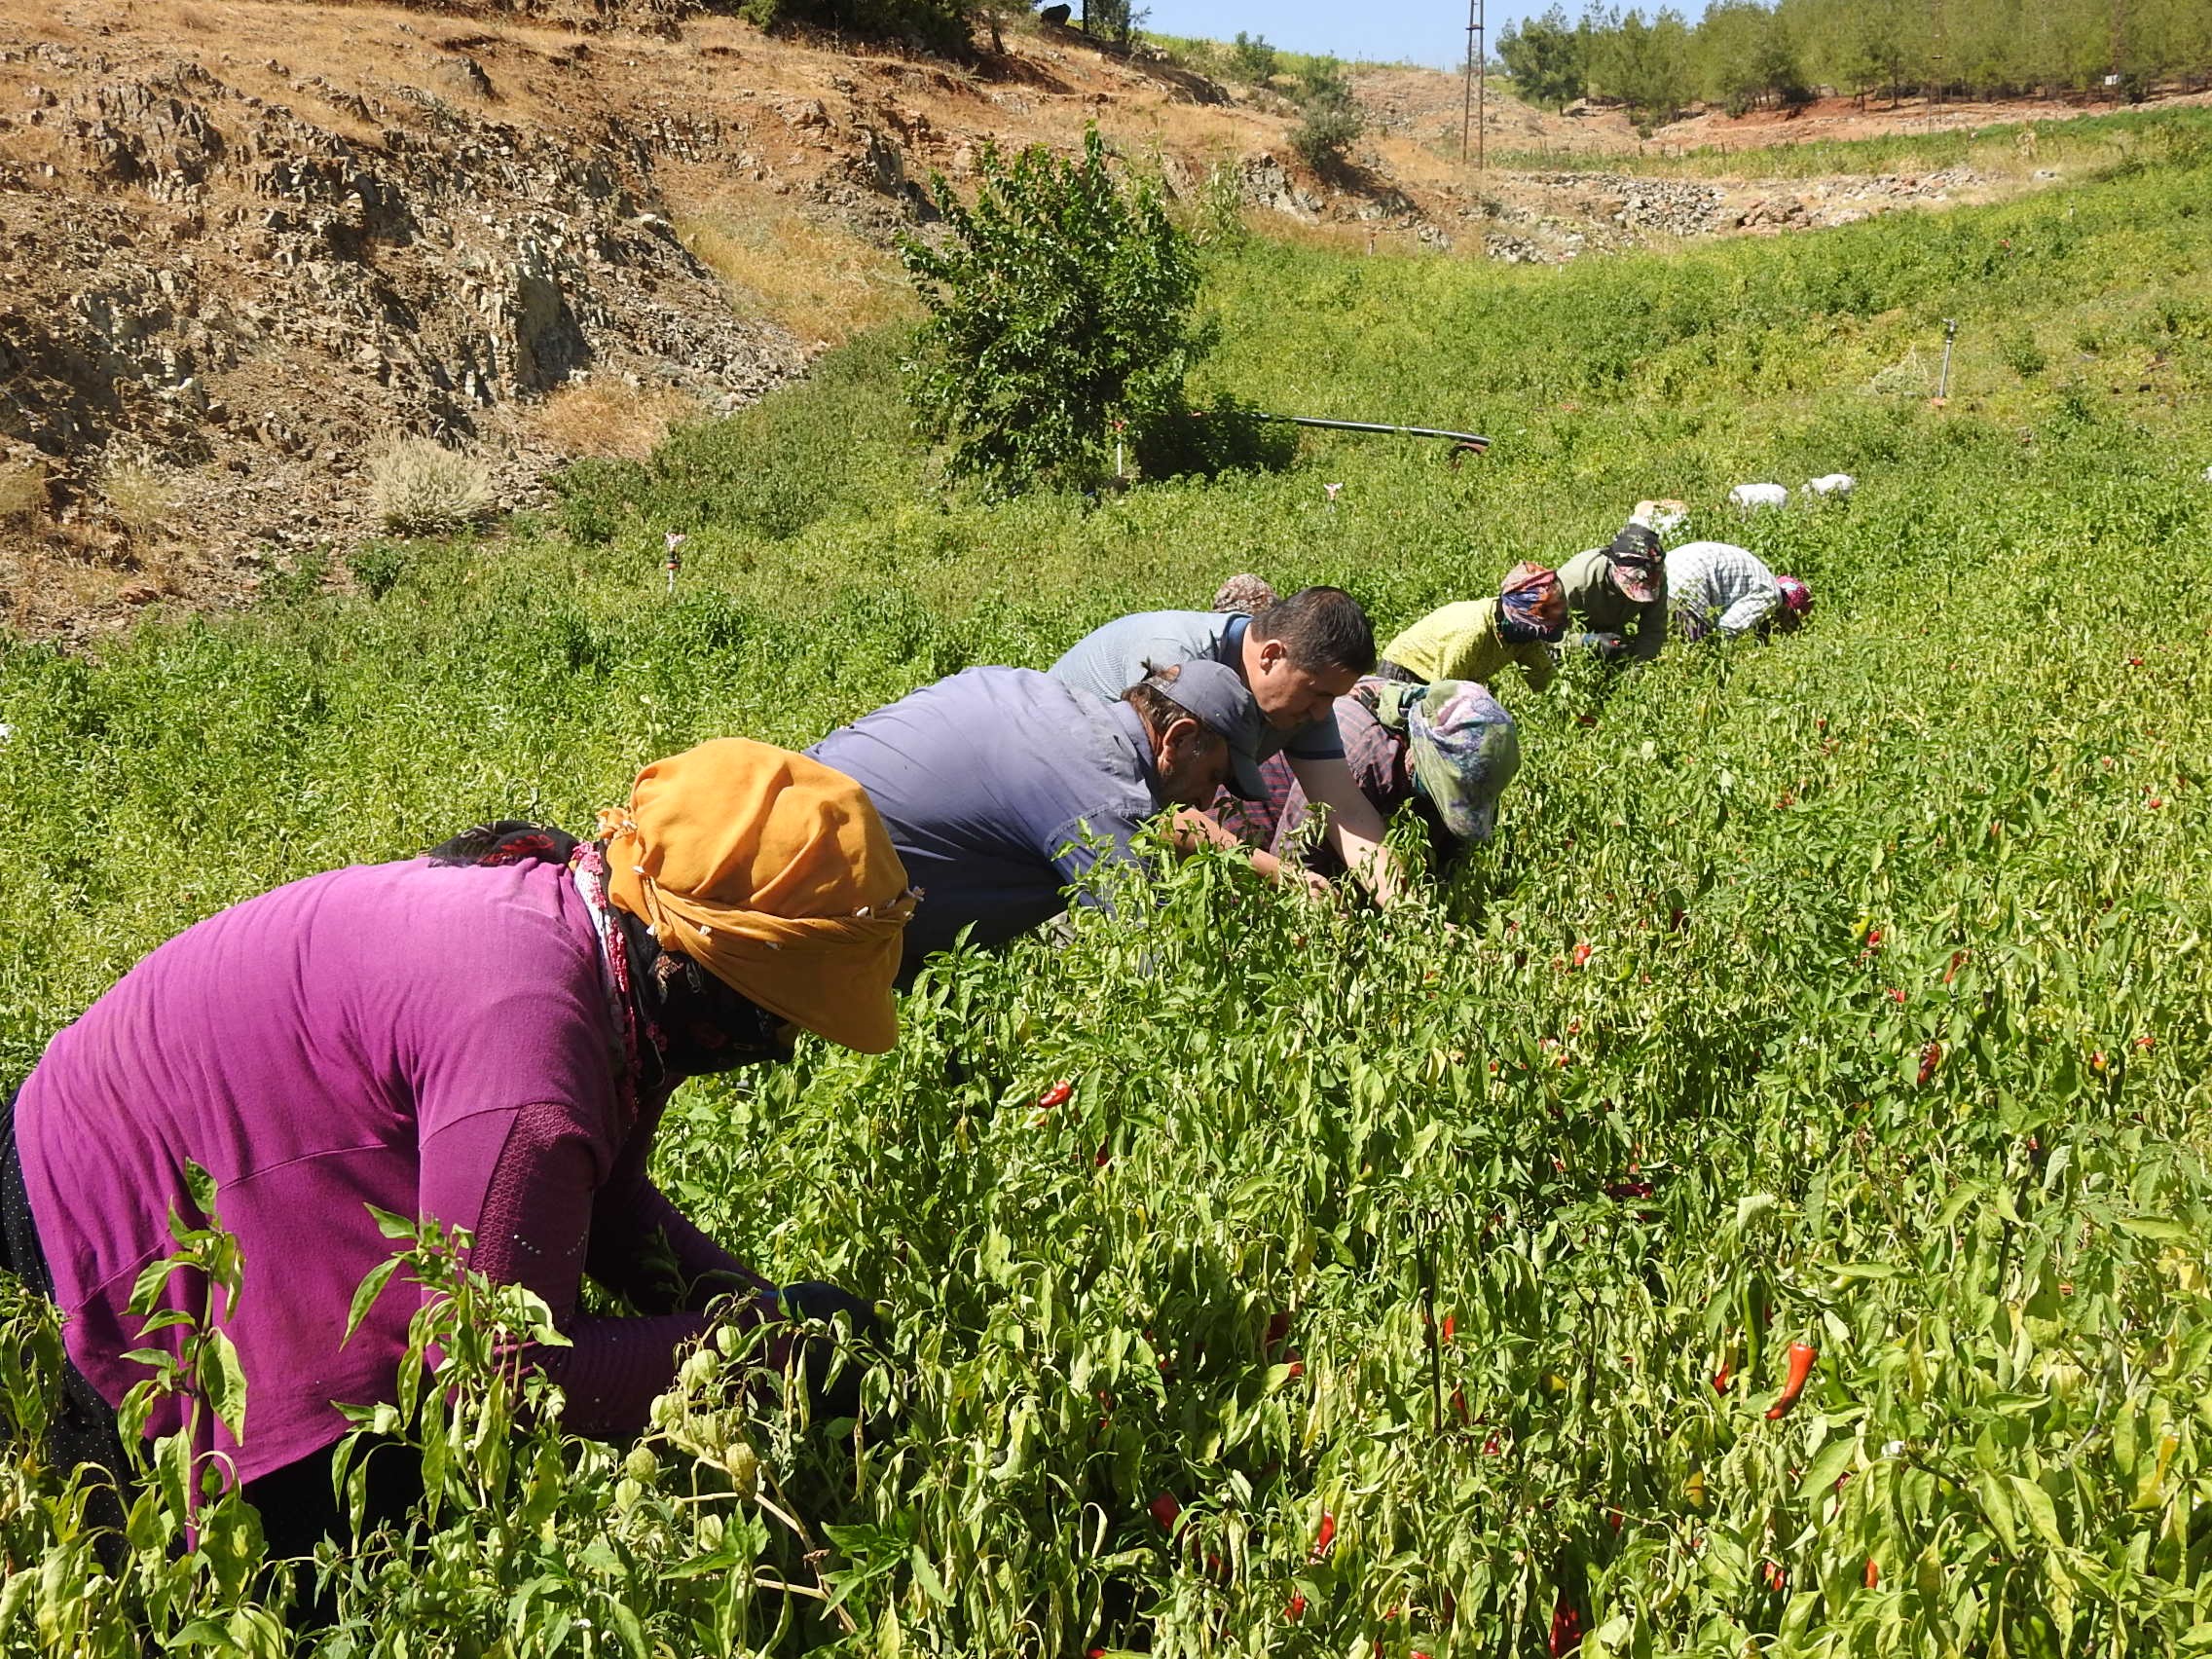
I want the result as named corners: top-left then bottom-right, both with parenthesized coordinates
top-left (0, 738), bottom-right (915, 1555)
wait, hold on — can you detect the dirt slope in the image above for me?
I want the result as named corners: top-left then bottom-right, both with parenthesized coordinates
top-left (0, 0), bottom-right (2179, 640)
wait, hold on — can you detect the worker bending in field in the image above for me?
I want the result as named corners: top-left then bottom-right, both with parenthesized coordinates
top-left (0, 741), bottom-right (911, 1562)
top-left (810, 660), bottom-right (1308, 985)
top-left (1378, 563), bottom-right (1567, 696)
top-left (1666, 540), bottom-right (1813, 640)
top-left (1051, 587), bottom-right (1408, 904)
top-left (1218, 678), bottom-right (1522, 879)
top-left (1558, 516), bottom-right (1670, 664)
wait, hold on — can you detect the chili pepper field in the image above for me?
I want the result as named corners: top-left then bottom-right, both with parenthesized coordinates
top-left (2, 110), bottom-right (2211, 1657)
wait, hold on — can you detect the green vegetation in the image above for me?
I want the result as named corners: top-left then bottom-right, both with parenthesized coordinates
top-left (1229, 30), bottom-right (1280, 86)
top-left (1491, 99), bottom-right (2212, 177)
top-left (1499, 0), bottom-right (2212, 122)
top-left (902, 128), bottom-right (1207, 494)
top-left (1287, 57), bottom-right (1368, 179)
top-left (734, 0), bottom-right (972, 54)
top-left (1143, 32), bottom-right (1408, 93)
top-left (5, 112), bottom-right (2212, 1655)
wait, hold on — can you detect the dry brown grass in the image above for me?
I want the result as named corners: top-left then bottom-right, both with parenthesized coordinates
top-left (368, 436), bottom-right (494, 534)
top-left (675, 203), bottom-right (914, 348)
top-left (0, 457), bottom-right (49, 529)
top-left (529, 380), bottom-right (701, 461)
top-left (98, 457), bottom-right (177, 536)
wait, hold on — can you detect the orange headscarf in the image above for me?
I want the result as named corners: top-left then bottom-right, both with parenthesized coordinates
top-left (598, 739), bottom-right (916, 1054)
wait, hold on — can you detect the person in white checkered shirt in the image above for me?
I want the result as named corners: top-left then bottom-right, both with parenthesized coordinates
top-left (1665, 541), bottom-right (1812, 641)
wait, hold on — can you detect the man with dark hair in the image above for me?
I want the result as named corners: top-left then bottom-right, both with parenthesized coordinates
top-left (808, 660), bottom-right (1300, 983)
top-left (1049, 587), bottom-right (1406, 903)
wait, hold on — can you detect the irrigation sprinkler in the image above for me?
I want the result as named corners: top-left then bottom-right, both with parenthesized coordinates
top-left (663, 531), bottom-right (685, 596)
top-left (1937, 317), bottom-right (1959, 399)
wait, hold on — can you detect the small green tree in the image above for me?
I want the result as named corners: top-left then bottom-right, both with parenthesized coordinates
top-left (1288, 55), bottom-right (1366, 176)
top-left (1498, 7), bottom-right (1589, 110)
top-left (1230, 30), bottom-right (1281, 84)
top-left (902, 127), bottom-right (1205, 493)
top-left (1082, 0), bottom-right (1141, 46)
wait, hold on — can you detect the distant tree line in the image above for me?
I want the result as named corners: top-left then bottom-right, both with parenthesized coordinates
top-left (1498, 0), bottom-right (2212, 125)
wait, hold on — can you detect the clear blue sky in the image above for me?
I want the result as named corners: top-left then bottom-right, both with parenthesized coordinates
top-left (1142, 0), bottom-right (1548, 72)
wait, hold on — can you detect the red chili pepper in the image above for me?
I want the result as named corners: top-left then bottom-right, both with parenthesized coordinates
top-left (1605, 1180), bottom-right (1655, 1199)
top-left (1761, 1561), bottom-right (1787, 1592)
top-left (1148, 1492), bottom-right (1181, 1530)
top-left (1944, 949), bottom-right (1967, 983)
top-left (1863, 1558), bottom-right (1880, 1589)
top-left (1548, 1596), bottom-right (1583, 1657)
top-left (1864, 927), bottom-right (1883, 949)
top-left (1570, 941), bottom-right (1593, 970)
top-left (1441, 1313), bottom-right (1455, 1344)
top-left (1265, 1310), bottom-right (1291, 1354)
top-left (1450, 1386), bottom-right (1470, 1423)
top-left (1482, 1432), bottom-right (1502, 1456)
top-left (1285, 1595), bottom-right (1307, 1621)
top-left (1917, 1040), bottom-right (1942, 1086)
top-left (1765, 1342), bottom-right (1817, 1419)
top-left (1713, 1359), bottom-right (1731, 1393)
top-left (1037, 1079), bottom-right (1073, 1111)
top-left (1311, 1511), bottom-right (1336, 1560)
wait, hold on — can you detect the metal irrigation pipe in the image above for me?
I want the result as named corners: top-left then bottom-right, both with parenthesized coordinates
top-left (1254, 414), bottom-right (1492, 454)
top-left (1937, 317), bottom-right (1959, 399)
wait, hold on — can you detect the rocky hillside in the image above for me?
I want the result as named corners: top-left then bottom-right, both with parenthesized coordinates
top-left (0, 0), bottom-right (2100, 640)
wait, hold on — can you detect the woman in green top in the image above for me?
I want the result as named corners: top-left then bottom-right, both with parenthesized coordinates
top-left (1379, 562), bottom-right (1567, 695)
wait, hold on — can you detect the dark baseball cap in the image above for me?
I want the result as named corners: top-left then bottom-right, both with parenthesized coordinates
top-left (1605, 524), bottom-right (1664, 605)
top-left (1149, 658), bottom-right (1271, 800)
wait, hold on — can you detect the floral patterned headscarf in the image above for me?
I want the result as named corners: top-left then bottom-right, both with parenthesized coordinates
top-left (1498, 562), bottom-right (1567, 642)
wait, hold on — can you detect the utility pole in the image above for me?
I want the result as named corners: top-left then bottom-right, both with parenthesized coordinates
top-left (1460, 0), bottom-right (1485, 168)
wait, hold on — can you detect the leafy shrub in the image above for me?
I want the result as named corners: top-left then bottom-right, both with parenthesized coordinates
top-left (346, 540), bottom-right (411, 600)
top-left (1496, 6), bottom-right (1587, 111)
top-left (257, 545), bottom-right (332, 606)
top-left (903, 127), bottom-right (1203, 493)
top-left (1081, 0), bottom-right (1140, 46)
top-left (368, 438), bottom-right (494, 535)
top-left (735, 0), bottom-right (970, 54)
top-left (1998, 328), bottom-right (2048, 377)
top-left (1190, 160), bottom-right (1249, 247)
top-left (1229, 29), bottom-right (1278, 85)
top-left (1287, 56), bottom-right (1365, 178)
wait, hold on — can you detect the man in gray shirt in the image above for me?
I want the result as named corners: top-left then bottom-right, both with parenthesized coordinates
top-left (809, 659), bottom-right (1296, 983)
top-left (1051, 587), bottom-right (1408, 904)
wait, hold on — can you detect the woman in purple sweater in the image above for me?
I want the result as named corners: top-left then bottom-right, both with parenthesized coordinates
top-left (0, 738), bottom-right (915, 1553)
